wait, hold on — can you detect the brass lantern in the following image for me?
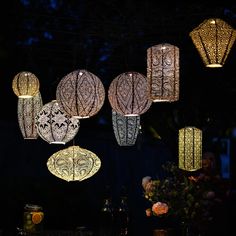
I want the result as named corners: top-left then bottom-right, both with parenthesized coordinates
top-left (189, 18), bottom-right (236, 67)
top-left (178, 127), bottom-right (202, 171)
top-left (147, 43), bottom-right (179, 102)
top-left (12, 71), bottom-right (40, 98)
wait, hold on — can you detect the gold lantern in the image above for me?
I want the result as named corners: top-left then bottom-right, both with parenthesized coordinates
top-left (189, 18), bottom-right (236, 67)
top-left (12, 71), bottom-right (40, 98)
top-left (35, 100), bottom-right (80, 144)
top-left (178, 127), bottom-right (202, 171)
top-left (47, 145), bottom-right (101, 182)
top-left (108, 71), bottom-right (152, 116)
top-left (112, 109), bottom-right (140, 146)
top-left (147, 43), bottom-right (179, 102)
top-left (18, 92), bottom-right (43, 139)
top-left (56, 69), bottom-right (105, 118)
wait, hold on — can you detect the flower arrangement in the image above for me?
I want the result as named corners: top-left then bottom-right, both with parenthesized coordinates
top-left (142, 161), bottom-right (228, 232)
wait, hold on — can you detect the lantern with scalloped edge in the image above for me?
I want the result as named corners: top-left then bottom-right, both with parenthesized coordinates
top-left (12, 71), bottom-right (40, 98)
top-left (178, 126), bottom-right (202, 171)
top-left (18, 92), bottom-right (43, 139)
top-left (47, 145), bottom-right (101, 182)
top-left (147, 43), bottom-right (179, 102)
top-left (190, 18), bottom-right (236, 67)
top-left (35, 100), bottom-right (80, 144)
top-left (108, 71), bottom-right (152, 116)
top-left (56, 69), bottom-right (105, 118)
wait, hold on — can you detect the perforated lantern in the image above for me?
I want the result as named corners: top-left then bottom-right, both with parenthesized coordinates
top-left (112, 110), bottom-right (140, 146)
top-left (108, 72), bottom-right (152, 116)
top-left (178, 127), bottom-right (202, 171)
top-left (18, 92), bottom-right (43, 139)
top-left (190, 18), bottom-right (236, 67)
top-left (35, 100), bottom-right (80, 144)
top-left (56, 69), bottom-right (105, 118)
top-left (12, 71), bottom-right (40, 98)
top-left (47, 145), bottom-right (101, 182)
top-left (147, 43), bottom-right (179, 102)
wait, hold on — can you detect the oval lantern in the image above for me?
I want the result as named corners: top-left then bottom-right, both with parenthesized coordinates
top-left (108, 71), bottom-right (152, 116)
top-left (56, 69), bottom-right (105, 118)
top-left (47, 145), bottom-right (101, 182)
top-left (12, 71), bottom-right (40, 98)
top-left (35, 100), bottom-right (80, 144)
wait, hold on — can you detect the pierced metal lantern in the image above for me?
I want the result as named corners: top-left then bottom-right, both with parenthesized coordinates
top-left (189, 18), bottom-right (236, 67)
top-left (112, 110), bottom-right (140, 146)
top-left (18, 92), bottom-right (43, 139)
top-left (12, 71), bottom-right (40, 98)
top-left (47, 145), bottom-right (101, 182)
top-left (108, 71), bottom-right (152, 116)
top-left (56, 69), bottom-right (105, 118)
top-left (147, 43), bottom-right (179, 102)
top-left (178, 127), bottom-right (202, 171)
top-left (35, 100), bottom-right (80, 144)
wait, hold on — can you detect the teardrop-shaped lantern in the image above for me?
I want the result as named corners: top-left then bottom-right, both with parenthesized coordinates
top-left (18, 92), bottom-right (43, 139)
top-left (112, 110), bottom-right (140, 146)
top-left (56, 69), bottom-right (105, 118)
top-left (35, 100), bottom-right (80, 144)
top-left (12, 71), bottom-right (40, 98)
top-left (147, 43), bottom-right (179, 102)
top-left (108, 72), bottom-right (152, 116)
top-left (47, 145), bottom-right (101, 182)
top-left (178, 126), bottom-right (202, 171)
top-left (189, 18), bottom-right (236, 67)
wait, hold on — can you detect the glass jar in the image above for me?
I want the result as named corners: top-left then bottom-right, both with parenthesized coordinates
top-left (23, 204), bottom-right (44, 234)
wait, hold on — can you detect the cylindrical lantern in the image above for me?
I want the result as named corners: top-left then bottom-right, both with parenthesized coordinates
top-left (108, 71), bottom-right (152, 116)
top-left (147, 43), bottom-right (179, 102)
top-left (189, 18), bottom-right (236, 67)
top-left (47, 145), bottom-right (101, 182)
top-left (35, 100), bottom-right (80, 144)
top-left (56, 69), bottom-right (105, 118)
top-left (178, 127), bottom-right (202, 171)
top-left (12, 71), bottom-right (40, 98)
top-left (18, 92), bottom-right (43, 139)
top-left (112, 110), bottom-right (140, 146)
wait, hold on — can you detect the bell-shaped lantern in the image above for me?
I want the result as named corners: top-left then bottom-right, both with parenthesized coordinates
top-left (56, 69), bottom-right (105, 118)
top-left (189, 18), bottom-right (236, 67)
top-left (178, 126), bottom-right (202, 171)
top-left (12, 71), bottom-right (40, 98)
top-left (18, 92), bottom-right (43, 139)
top-left (47, 145), bottom-right (101, 182)
top-left (108, 71), bottom-right (152, 116)
top-left (147, 43), bottom-right (179, 102)
top-left (35, 100), bottom-right (80, 144)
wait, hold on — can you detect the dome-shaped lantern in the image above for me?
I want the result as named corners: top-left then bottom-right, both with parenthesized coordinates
top-left (108, 72), bottom-right (152, 116)
top-left (190, 18), bottom-right (236, 68)
top-left (35, 100), bottom-right (80, 144)
top-left (18, 92), bottom-right (43, 139)
top-left (178, 126), bottom-right (202, 171)
top-left (12, 71), bottom-right (40, 98)
top-left (56, 69), bottom-right (105, 118)
top-left (147, 43), bottom-right (179, 102)
top-left (112, 110), bottom-right (140, 146)
top-left (47, 145), bottom-right (101, 182)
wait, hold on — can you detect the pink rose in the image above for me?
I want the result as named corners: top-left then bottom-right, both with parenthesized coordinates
top-left (152, 202), bottom-right (169, 216)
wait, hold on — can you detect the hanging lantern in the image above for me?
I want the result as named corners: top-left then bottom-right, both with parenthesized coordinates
top-left (112, 110), bottom-right (140, 146)
top-left (12, 71), bottom-right (40, 98)
top-left (35, 100), bottom-right (80, 144)
top-left (56, 69), bottom-right (105, 118)
top-left (147, 43), bottom-right (179, 102)
top-left (108, 71), bottom-right (152, 116)
top-left (17, 92), bottom-right (43, 139)
top-left (189, 18), bottom-right (236, 67)
top-left (178, 127), bottom-right (202, 171)
top-left (47, 145), bottom-right (101, 182)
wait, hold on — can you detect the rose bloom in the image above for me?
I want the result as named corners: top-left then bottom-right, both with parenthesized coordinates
top-left (152, 202), bottom-right (169, 216)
